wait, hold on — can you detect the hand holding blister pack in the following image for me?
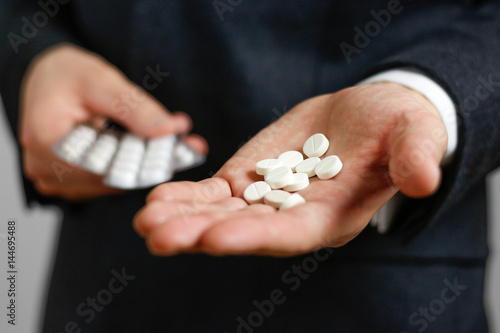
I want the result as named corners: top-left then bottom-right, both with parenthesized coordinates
top-left (52, 123), bottom-right (205, 189)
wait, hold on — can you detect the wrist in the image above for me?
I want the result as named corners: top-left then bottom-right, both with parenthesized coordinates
top-left (368, 82), bottom-right (442, 120)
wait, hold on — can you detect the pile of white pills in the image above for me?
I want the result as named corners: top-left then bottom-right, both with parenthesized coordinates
top-left (243, 133), bottom-right (342, 211)
top-left (53, 124), bottom-right (205, 189)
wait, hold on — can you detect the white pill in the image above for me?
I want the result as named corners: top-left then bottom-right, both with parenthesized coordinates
top-left (283, 173), bottom-right (310, 192)
top-left (295, 157), bottom-right (321, 177)
top-left (315, 155), bottom-right (343, 179)
top-left (82, 151), bottom-right (111, 174)
top-left (243, 181), bottom-right (272, 204)
top-left (94, 135), bottom-right (118, 152)
top-left (263, 190), bottom-right (291, 208)
top-left (174, 143), bottom-right (196, 168)
top-left (147, 136), bottom-right (176, 156)
top-left (279, 193), bottom-right (306, 211)
top-left (141, 158), bottom-right (169, 170)
top-left (99, 134), bottom-right (119, 145)
top-left (121, 133), bottom-right (143, 144)
top-left (60, 139), bottom-right (92, 164)
top-left (95, 138), bottom-right (118, 151)
top-left (303, 133), bottom-right (329, 158)
top-left (74, 125), bottom-right (97, 137)
top-left (119, 141), bottom-right (145, 154)
top-left (107, 168), bottom-right (137, 188)
top-left (114, 153), bottom-right (142, 163)
top-left (138, 167), bottom-right (170, 187)
top-left (94, 138), bottom-right (117, 150)
top-left (264, 166), bottom-right (293, 189)
top-left (278, 151), bottom-right (304, 171)
top-left (144, 149), bottom-right (169, 160)
top-left (65, 134), bottom-right (85, 146)
top-left (255, 159), bottom-right (283, 176)
top-left (148, 135), bottom-right (176, 147)
top-left (93, 144), bottom-right (117, 158)
top-left (113, 160), bottom-right (141, 173)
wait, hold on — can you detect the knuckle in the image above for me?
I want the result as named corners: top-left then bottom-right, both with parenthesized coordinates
top-left (146, 183), bottom-right (172, 203)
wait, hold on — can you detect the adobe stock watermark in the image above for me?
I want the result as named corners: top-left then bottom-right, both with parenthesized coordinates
top-left (50, 267), bottom-right (135, 333)
top-left (227, 247), bottom-right (334, 333)
top-left (400, 277), bottom-right (467, 333)
top-left (339, 0), bottom-right (404, 64)
top-left (213, 0), bottom-right (245, 22)
top-left (8, 0), bottom-right (71, 54)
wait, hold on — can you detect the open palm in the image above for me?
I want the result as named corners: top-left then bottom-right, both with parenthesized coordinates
top-left (134, 83), bottom-right (447, 256)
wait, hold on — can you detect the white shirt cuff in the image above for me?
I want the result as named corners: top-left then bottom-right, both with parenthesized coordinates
top-left (357, 68), bottom-right (458, 233)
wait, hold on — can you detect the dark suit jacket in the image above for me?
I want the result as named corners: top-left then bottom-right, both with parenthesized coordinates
top-left (1, 1), bottom-right (499, 332)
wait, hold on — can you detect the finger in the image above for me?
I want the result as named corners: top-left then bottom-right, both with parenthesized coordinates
top-left (146, 177), bottom-right (232, 203)
top-left (83, 71), bottom-right (191, 138)
top-left (193, 203), bottom-right (333, 256)
top-left (183, 134), bottom-right (209, 155)
top-left (388, 110), bottom-right (447, 198)
top-left (133, 197), bottom-right (247, 237)
top-left (145, 203), bottom-right (275, 255)
top-left (21, 96), bottom-right (91, 151)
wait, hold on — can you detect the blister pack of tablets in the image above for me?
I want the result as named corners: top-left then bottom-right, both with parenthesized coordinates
top-left (52, 124), bottom-right (205, 189)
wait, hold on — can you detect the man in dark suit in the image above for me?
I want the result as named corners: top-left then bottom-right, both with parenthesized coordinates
top-left (1, 1), bottom-right (498, 332)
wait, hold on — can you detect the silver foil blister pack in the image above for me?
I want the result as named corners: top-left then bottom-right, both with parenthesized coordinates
top-left (52, 124), bottom-right (205, 189)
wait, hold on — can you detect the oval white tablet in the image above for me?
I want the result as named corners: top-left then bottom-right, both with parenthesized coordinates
top-left (144, 149), bottom-right (169, 160)
top-left (148, 135), bottom-right (176, 148)
top-left (315, 155), bottom-right (343, 180)
top-left (94, 141), bottom-right (117, 155)
top-left (141, 158), bottom-right (169, 170)
top-left (138, 167), bottom-right (169, 187)
top-left (255, 158), bottom-right (283, 176)
top-left (243, 181), bottom-right (272, 204)
top-left (82, 152), bottom-right (110, 174)
top-left (114, 152), bottom-right (142, 163)
top-left (264, 166), bottom-right (293, 189)
top-left (174, 143), bottom-right (196, 167)
top-left (278, 151), bottom-right (304, 171)
top-left (283, 173), bottom-right (310, 192)
top-left (303, 133), bottom-right (329, 158)
top-left (279, 193), bottom-right (306, 211)
top-left (107, 168), bottom-right (137, 188)
top-left (263, 190), bottom-right (291, 208)
top-left (74, 126), bottom-right (98, 142)
top-left (119, 141), bottom-right (145, 154)
top-left (295, 157), bottom-right (321, 177)
top-left (113, 160), bottom-right (141, 173)
top-left (121, 133), bottom-right (143, 144)
top-left (99, 134), bottom-right (119, 144)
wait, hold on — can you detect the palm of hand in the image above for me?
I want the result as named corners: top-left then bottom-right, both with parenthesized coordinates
top-left (134, 83), bottom-right (447, 256)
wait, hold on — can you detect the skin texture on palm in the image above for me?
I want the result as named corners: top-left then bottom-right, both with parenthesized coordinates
top-left (134, 83), bottom-right (448, 257)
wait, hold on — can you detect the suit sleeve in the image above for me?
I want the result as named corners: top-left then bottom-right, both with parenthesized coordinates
top-left (366, 1), bottom-right (500, 237)
top-left (0, 0), bottom-right (82, 205)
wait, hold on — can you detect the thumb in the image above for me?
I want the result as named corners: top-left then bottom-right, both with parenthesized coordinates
top-left (388, 109), bottom-right (448, 198)
top-left (82, 69), bottom-right (191, 138)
